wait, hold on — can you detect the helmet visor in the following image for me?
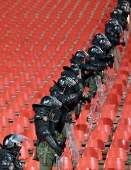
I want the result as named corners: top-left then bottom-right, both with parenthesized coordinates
top-left (10, 133), bottom-right (28, 144)
top-left (66, 77), bottom-right (76, 86)
top-left (51, 96), bottom-right (62, 108)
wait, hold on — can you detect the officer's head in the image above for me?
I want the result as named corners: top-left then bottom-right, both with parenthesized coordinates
top-left (72, 50), bottom-right (89, 63)
top-left (110, 9), bottom-right (123, 18)
top-left (88, 45), bottom-right (103, 58)
top-left (94, 33), bottom-right (107, 40)
top-left (63, 64), bottom-right (80, 77)
top-left (117, 1), bottom-right (130, 14)
top-left (57, 76), bottom-right (76, 88)
top-left (3, 133), bottom-right (27, 152)
top-left (98, 38), bottom-right (112, 50)
top-left (57, 77), bottom-right (68, 88)
top-left (114, 24), bottom-right (123, 36)
top-left (40, 95), bottom-right (62, 108)
top-left (50, 88), bottom-right (60, 98)
top-left (106, 19), bottom-right (119, 27)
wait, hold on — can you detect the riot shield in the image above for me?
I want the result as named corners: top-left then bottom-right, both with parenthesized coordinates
top-left (95, 78), bottom-right (106, 112)
top-left (65, 123), bottom-right (80, 161)
top-left (113, 47), bottom-right (121, 72)
top-left (56, 154), bottom-right (62, 170)
top-left (124, 30), bottom-right (129, 44)
top-left (85, 99), bottom-right (97, 141)
top-left (103, 69), bottom-right (112, 91)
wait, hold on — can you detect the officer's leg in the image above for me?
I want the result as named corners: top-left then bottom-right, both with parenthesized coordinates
top-left (56, 126), bottom-right (66, 145)
top-left (36, 142), bottom-right (56, 170)
top-left (86, 76), bottom-right (97, 101)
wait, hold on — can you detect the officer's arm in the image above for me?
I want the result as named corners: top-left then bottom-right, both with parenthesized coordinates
top-left (61, 91), bottom-right (82, 105)
top-left (101, 54), bottom-right (114, 60)
top-left (80, 63), bottom-right (99, 71)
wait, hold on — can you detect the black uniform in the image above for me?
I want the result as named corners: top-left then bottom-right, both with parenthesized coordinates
top-left (0, 149), bottom-right (22, 170)
top-left (0, 133), bottom-right (27, 170)
top-left (33, 96), bottom-right (65, 170)
top-left (50, 77), bottom-right (83, 114)
top-left (104, 19), bottom-right (125, 47)
top-left (110, 9), bottom-right (128, 30)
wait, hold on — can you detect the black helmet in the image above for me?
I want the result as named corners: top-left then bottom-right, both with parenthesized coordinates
top-left (3, 133), bottom-right (27, 150)
top-left (57, 77), bottom-right (68, 88)
top-left (106, 19), bottom-right (119, 26)
top-left (114, 24), bottom-right (123, 35)
top-left (110, 9), bottom-right (123, 17)
top-left (94, 33), bottom-right (107, 40)
top-left (63, 64), bottom-right (80, 75)
top-left (88, 45), bottom-right (103, 56)
top-left (50, 88), bottom-right (60, 98)
top-left (74, 50), bottom-right (88, 58)
top-left (117, 1), bottom-right (130, 14)
top-left (98, 38), bottom-right (112, 50)
top-left (41, 95), bottom-right (62, 107)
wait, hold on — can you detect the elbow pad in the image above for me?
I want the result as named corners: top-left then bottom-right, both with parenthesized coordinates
top-left (73, 83), bottom-right (81, 92)
top-left (80, 63), bottom-right (98, 71)
top-left (62, 93), bottom-right (79, 104)
top-left (101, 55), bottom-right (114, 60)
top-left (42, 129), bottom-right (58, 149)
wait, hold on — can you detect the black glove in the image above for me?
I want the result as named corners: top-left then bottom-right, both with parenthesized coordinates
top-left (57, 141), bottom-right (66, 149)
top-left (65, 114), bottom-right (72, 123)
top-left (77, 90), bottom-right (83, 97)
top-left (85, 97), bottom-right (91, 104)
top-left (55, 146), bottom-right (63, 156)
top-left (107, 60), bottom-right (114, 69)
top-left (120, 42), bottom-right (126, 46)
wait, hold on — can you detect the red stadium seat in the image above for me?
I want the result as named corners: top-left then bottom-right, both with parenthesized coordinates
top-left (82, 147), bottom-right (102, 160)
top-left (103, 158), bottom-right (125, 169)
top-left (24, 157), bottom-right (40, 169)
top-left (86, 139), bottom-right (105, 151)
top-left (94, 124), bottom-right (111, 135)
top-left (60, 157), bottom-right (73, 170)
top-left (112, 130), bottom-right (131, 142)
top-left (76, 157), bottom-right (99, 170)
top-left (97, 118), bottom-right (113, 128)
top-left (89, 130), bottom-right (109, 142)
top-left (106, 148), bottom-right (128, 161)
top-left (18, 146), bottom-right (29, 160)
top-left (110, 139), bottom-right (130, 152)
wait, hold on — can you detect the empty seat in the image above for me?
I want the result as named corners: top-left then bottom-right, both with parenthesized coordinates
top-left (106, 148), bottom-right (128, 161)
top-left (23, 129), bottom-right (37, 142)
top-left (112, 130), bottom-right (131, 142)
top-left (82, 147), bottom-right (102, 160)
top-left (18, 146), bottom-right (29, 160)
top-left (94, 124), bottom-right (111, 135)
top-left (97, 118), bottom-right (113, 128)
top-left (110, 139), bottom-right (130, 152)
top-left (89, 130), bottom-right (109, 142)
top-left (76, 157), bottom-right (99, 170)
top-left (118, 118), bottom-right (131, 126)
top-left (24, 157), bottom-right (40, 169)
top-left (86, 139), bottom-right (105, 151)
top-left (60, 156), bottom-right (73, 170)
top-left (103, 158), bottom-right (125, 169)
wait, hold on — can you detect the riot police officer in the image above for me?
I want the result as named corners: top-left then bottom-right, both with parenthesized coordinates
top-left (0, 133), bottom-right (27, 170)
top-left (50, 76), bottom-right (83, 117)
top-left (104, 19), bottom-right (125, 47)
top-left (117, 0), bottom-right (130, 19)
top-left (110, 8), bottom-right (128, 30)
top-left (92, 32), bottom-right (113, 55)
top-left (70, 49), bottom-right (113, 103)
top-left (33, 95), bottom-right (67, 170)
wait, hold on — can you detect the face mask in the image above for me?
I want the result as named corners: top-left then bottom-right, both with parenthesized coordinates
top-left (13, 145), bottom-right (22, 152)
